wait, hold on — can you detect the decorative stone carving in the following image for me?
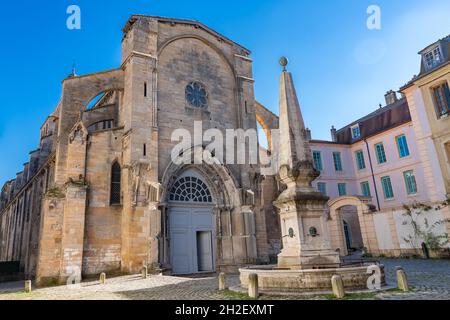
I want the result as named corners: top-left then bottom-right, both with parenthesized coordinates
top-left (68, 122), bottom-right (88, 145)
top-left (241, 189), bottom-right (255, 206)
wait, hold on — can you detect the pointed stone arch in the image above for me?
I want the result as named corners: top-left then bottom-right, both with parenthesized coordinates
top-left (160, 149), bottom-right (241, 210)
top-left (158, 35), bottom-right (237, 80)
top-left (255, 102), bottom-right (279, 152)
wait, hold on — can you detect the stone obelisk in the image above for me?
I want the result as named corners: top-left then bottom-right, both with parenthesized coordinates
top-left (275, 57), bottom-right (340, 270)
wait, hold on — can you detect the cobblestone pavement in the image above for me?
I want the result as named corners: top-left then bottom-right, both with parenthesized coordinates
top-left (377, 259), bottom-right (450, 300)
top-left (0, 259), bottom-right (449, 300)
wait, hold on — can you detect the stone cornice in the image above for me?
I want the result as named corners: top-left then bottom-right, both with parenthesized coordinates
top-left (237, 75), bottom-right (255, 83)
top-left (121, 51), bottom-right (157, 69)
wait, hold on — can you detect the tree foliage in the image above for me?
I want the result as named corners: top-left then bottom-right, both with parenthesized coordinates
top-left (402, 199), bottom-right (450, 251)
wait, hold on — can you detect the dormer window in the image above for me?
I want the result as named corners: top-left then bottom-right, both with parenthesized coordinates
top-left (351, 124), bottom-right (361, 139)
top-left (424, 46), bottom-right (442, 70)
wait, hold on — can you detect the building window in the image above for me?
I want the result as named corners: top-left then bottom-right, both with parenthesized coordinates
top-left (313, 151), bottom-right (323, 171)
top-left (333, 152), bottom-right (343, 172)
top-left (396, 135), bottom-right (410, 158)
top-left (317, 182), bottom-right (327, 196)
top-left (381, 176), bottom-right (394, 199)
top-left (355, 150), bottom-right (366, 170)
top-left (186, 82), bottom-right (208, 109)
top-left (110, 162), bottom-right (121, 205)
top-left (403, 170), bottom-right (418, 195)
top-left (361, 181), bottom-right (371, 197)
top-left (338, 183), bottom-right (347, 196)
top-left (375, 143), bottom-right (387, 164)
top-left (351, 124), bottom-right (361, 139)
top-left (432, 82), bottom-right (450, 118)
top-left (424, 46), bottom-right (442, 70)
top-left (169, 176), bottom-right (212, 203)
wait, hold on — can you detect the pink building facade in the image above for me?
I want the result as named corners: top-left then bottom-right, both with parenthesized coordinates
top-left (309, 92), bottom-right (450, 257)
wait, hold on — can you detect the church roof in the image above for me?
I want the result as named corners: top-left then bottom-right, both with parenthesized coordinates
top-left (123, 15), bottom-right (251, 55)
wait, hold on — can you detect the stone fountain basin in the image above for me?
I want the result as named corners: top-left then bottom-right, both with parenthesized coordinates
top-left (239, 264), bottom-right (386, 293)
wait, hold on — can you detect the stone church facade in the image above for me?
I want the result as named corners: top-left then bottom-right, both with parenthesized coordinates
top-left (0, 15), bottom-right (282, 285)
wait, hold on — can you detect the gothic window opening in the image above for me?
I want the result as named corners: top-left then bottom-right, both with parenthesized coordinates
top-left (169, 176), bottom-right (212, 203)
top-left (110, 162), bottom-right (121, 205)
top-left (185, 82), bottom-right (208, 109)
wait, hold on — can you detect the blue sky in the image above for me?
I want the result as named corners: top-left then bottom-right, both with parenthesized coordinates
top-left (0, 0), bottom-right (449, 186)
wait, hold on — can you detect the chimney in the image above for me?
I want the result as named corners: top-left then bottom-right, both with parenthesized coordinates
top-left (305, 128), bottom-right (312, 141)
top-left (384, 90), bottom-right (398, 105)
top-left (331, 126), bottom-right (337, 142)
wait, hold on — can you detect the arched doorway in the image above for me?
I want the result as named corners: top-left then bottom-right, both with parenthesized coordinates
top-left (328, 196), bottom-right (374, 257)
top-left (168, 170), bottom-right (216, 275)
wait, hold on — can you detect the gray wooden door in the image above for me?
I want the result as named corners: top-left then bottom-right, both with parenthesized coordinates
top-left (170, 207), bottom-right (214, 275)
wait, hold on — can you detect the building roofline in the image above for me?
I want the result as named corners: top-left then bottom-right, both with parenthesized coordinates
top-left (309, 140), bottom-right (349, 146)
top-left (400, 61), bottom-right (450, 91)
top-left (336, 97), bottom-right (408, 134)
top-left (418, 34), bottom-right (450, 54)
top-left (124, 15), bottom-right (251, 55)
top-left (311, 119), bottom-right (412, 147)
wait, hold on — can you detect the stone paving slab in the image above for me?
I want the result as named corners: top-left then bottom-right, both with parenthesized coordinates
top-left (0, 259), bottom-right (449, 300)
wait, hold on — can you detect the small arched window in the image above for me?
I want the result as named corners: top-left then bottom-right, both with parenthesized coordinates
top-left (110, 162), bottom-right (121, 205)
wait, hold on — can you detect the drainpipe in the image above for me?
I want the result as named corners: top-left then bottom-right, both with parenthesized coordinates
top-left (364, 139), bottom-right (380, 211)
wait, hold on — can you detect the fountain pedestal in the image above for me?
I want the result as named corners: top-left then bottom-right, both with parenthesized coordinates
top-left (275, 164), bottom-right (341, 270)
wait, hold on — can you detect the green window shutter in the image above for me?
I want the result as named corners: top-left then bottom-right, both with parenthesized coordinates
top-left (313, 151), bottom-right (323, 171)
top-left (317, 182), bottom-right (327, 196)
top-left (381, 176), bottom-right (394, 199)
top-left (396, 135), bottom-right (410, 158)
top-left (355, 150), bottom-right (366, 170)
top-left (444, 82), bottom-right (450, 114)
top-left (404, 171), bottom-right (418, 195)
top-left (375, 143), bottom-right (387, 164)
top-left (338, 183), bottom-right (347, 196)
top-left (333, 152), bottom-right (343, 171)
top-left (361, 181), bottom-right (371, 197)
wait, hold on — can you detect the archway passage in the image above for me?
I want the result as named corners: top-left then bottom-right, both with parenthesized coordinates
top-left (328, 196), bottom-right (373, 257)
top-left (168, 171), bottom-right (215, 275)
top-left (340, 208), bottom-right (364, 253)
